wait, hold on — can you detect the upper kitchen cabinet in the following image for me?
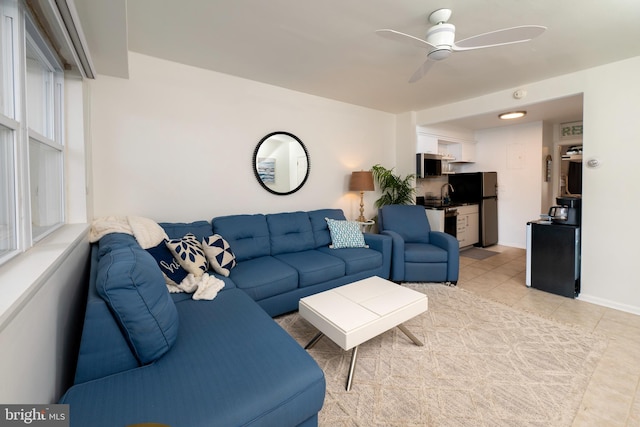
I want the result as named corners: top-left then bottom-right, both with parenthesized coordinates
top-left (416, 127), bottom-right (476, 163)
top-left (446, 141), bottom-right (476, 163)
top-left (417, 132), bottom-right (439, 154)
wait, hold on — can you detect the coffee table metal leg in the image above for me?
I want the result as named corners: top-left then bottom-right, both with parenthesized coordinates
top-left (304, 331), bottom-right (324, 350)
top-left (398, 324), bottom-right (423, 346)
top-left (346, 346), bottom-right (359, 391)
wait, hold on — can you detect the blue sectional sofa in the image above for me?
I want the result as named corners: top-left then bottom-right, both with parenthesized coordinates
top-left (60, 208), bottom-right (391, 426)
top-left (210, 208), bottom-right (391, 316)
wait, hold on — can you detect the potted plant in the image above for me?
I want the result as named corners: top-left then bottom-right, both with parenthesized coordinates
top-left (370, 164), bottom-right (416, 208)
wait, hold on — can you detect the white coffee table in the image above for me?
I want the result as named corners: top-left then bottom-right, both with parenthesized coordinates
top-left (299, 276), bottom-right (428, 391)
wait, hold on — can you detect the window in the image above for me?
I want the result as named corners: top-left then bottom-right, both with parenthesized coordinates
top-left (0, 0), bottom-right (17, 262)
top-left (0, 1), bottom-right (66, 263)
top-left (0, 124), bottom-right (15, 260)
top-left (29, 137), bottom-right (63, 238)
top-left (25, 25), bottom-right (64, 240)
top-left (0, 1), bottom-right (15, 119)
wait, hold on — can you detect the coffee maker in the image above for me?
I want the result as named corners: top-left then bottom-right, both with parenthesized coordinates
top-left (549, 196), bottom-right (581, 225)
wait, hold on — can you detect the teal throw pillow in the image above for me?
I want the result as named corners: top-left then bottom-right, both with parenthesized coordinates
top-left (325, 218), bottom-right (368, 249)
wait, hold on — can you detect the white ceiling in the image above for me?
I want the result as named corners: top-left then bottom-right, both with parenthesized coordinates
top-left (74, 0), bottom-right (640, 128)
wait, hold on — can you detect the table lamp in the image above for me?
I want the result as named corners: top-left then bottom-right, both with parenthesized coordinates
top-left (349, 171), bottom-right (375, 222)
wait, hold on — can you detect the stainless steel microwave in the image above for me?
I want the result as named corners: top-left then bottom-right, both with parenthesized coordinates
top-left (416, 153), bottom-right (442, 178)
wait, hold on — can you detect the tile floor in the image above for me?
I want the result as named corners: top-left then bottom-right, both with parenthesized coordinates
top-left (457, 245), bottom-right (640, 427)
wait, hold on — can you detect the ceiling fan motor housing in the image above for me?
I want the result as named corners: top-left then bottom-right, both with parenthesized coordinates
top-left (426, 23), bottom-right (455, 60)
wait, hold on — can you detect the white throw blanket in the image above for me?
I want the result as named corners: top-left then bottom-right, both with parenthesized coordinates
top-left (89, 216), bottom-right (224, 300)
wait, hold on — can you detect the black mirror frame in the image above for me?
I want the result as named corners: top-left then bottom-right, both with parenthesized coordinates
top-left (252, 131), bottom-right (310, 196)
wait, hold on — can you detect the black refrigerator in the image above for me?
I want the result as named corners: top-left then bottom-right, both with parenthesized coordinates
top-left (448, 172), bottom-right (498, 247)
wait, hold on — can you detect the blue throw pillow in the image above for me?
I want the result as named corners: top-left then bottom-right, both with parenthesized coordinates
top-left (146, 241), bottom-right (189, 285)
top-left (325, 218), bottom-right (368, 249)
top-left (96, 245), bottom-right (179, 365)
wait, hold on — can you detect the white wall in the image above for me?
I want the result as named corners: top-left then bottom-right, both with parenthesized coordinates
top-left (0, 231), bottom-right (89, 403)
top-left (88, 53), bottom-right (396, 223)
top-left (472, 122), bottom-right (544, 248)
top-left (412, 56), bottom-right (640, 315)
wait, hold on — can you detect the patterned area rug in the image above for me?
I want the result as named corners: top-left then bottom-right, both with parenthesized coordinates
top-left (276, 283), bottom-right (608, 427)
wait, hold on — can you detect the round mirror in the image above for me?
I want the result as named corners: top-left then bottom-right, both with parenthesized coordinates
top-left (253, 131), bottom-right (310, 195)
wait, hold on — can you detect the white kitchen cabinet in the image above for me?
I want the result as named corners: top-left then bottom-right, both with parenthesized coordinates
top-left (459, 141), bottom-right (477, 163)
top-left (425, 209), bottom-right (444, 232)
top-left (456, 204), bottom-right (479, 247)
top-left (448, 141), bottom-right (477, 163)
top-left (416, 131), bottom-right (476, 163)
top-left (417, 133), bottom-right (438, 154)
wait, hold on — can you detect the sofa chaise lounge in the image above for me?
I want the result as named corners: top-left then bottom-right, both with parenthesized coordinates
top-left (60, 208), bottom-right (392, 426)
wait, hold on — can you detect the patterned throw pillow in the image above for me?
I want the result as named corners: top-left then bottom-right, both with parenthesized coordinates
top-left (165, 233), bottom-right (208, 277)
top-left (325, 218), bottom-right (368, 249)
top-left (202, 234), bottom-right (237, 277)
top-left (146, 241), bottom-right (190, 286)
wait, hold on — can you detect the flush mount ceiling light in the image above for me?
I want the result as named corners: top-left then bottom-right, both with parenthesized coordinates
top-left (499, 111), bottom-right (527, 120)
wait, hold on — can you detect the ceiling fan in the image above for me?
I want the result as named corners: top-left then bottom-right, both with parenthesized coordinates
top-left (376, 8), bottom-right (546, 83)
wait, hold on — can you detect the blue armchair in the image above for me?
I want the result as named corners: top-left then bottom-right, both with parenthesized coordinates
top-left (378, 205), bottom-right (459, 284)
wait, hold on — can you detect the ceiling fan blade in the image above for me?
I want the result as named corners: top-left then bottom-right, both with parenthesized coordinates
top-left (376, 29), bottom-right (436, 50)
top-left (408, 58), bottom-right (436, 83)
top-left (453, 25), bottom-right (546, 51)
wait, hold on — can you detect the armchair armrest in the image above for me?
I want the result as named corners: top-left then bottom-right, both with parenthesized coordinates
top-left (363, 232), bottom-right (389, 252)
top-left (363, 233), bottom-right (392, 279)
top-left (429, 231), bottom-right (458, 253)
top-left (380, 230), bottom-right (406, 281)
top-left (429, 231), bottom-right (460, 282)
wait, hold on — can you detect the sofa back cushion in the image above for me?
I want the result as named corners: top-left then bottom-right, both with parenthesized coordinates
top-left (73, 240), bottom-right (141, 384)
top-left (96, 235), bottom-right (179, 365)
top-left (212, 214), bottom-right (270, 262)
top-left (379, 205), bottom-right (431, 243)
top-left (308, 209), bottom-right (347, 247)
top-left (266, 211), bottom-right (315, 255)
top-left (160, 220), bottom-right (213, 241)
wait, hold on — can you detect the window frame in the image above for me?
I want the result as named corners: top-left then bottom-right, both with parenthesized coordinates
top-left (0, 0), bottom-right (66, 265)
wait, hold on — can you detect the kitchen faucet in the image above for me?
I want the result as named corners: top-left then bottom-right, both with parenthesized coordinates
top-left (441, 183), bottom-right (454, 202)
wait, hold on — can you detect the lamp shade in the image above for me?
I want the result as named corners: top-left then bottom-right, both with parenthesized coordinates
top-left (349, 171), bottom-right (374, 192)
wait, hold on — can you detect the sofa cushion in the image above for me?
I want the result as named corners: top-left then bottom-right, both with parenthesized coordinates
top-left (275, 250), bottom-right (345, 287)
top-left (95, 243), bottom-right (179, 365)
top-left (73, 242), bottom-right (142, 384)
top-left (160, 220), bottom-right (213, 241)
top-left (317, 246), bottom-right (383, 275)
top-left (308, 208), bottom-right (346, 247)
top-left (202, 234), bottom-right (237, 277)
top-left (325, 218), bottom-right (368, 249)
top-left (166, 233), bottom-right (208, 276)
top-left (229, 256), bottom-right (299, 301)
top-left (405, 242), bottom-right (449, 263)
top-left (97, 232), bottom-right (138, 253)
top-left (266, 211), bottom-right (315, 255)
top-left (212, 214), bottom-right (270, 261)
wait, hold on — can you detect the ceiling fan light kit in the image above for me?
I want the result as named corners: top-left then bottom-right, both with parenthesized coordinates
top-left (376, 8), bottom-right (546, 83)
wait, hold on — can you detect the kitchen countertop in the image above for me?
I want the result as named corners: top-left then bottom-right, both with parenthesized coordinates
top-left (422, 201), bottom-right (477, 210)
